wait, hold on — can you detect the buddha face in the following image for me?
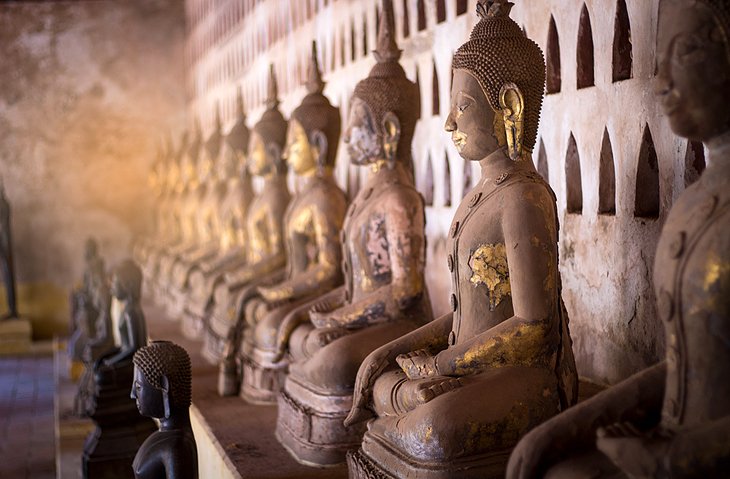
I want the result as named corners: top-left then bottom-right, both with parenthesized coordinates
top-left (344, 97), bottom-right (384, 166)
top-left (656, 0), bottom-right (730, 141)
top-left (445, 69), bottom-right (501, 162)
top-left (284, 119), bottom-right (316, 175)
top-left (247, 131), bottom-right (270, 176)
top-left (131, 366), bottom-right (165, 418)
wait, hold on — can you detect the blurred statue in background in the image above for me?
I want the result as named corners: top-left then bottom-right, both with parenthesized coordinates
top-left (69, 238), bottom-right (104, 362)
top-left (0, 178), bottom-right (18, 320)
top-left (238, 41), bottom-right (348, 404)
top-left (347, 1), bottom-right (577, 477)
top-left (276, 1), bottom-right (432, 466)
top-left (507, 0), bottom-right (730, 477)
top-left (132, 341), bottom-right (198, 479)
top-left (183, 91), bottom-right (254, 340)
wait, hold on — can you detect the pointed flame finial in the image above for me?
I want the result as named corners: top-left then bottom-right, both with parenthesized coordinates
top-left (236, 87), bottom-right (246, 119)
top-left (305, 41), bottom-right (326, 94)
top-left (265, 64), bottom-right (280, 109)
top-left (374, 0), bottom-right (401, 63)
top-left (476, 0), bottom-right (514, 19)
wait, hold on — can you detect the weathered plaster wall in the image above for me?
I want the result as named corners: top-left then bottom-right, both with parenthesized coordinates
top-left (0, 0), bottom-right (186, 338)
top-left (185, 0), bottom-right (697, 386)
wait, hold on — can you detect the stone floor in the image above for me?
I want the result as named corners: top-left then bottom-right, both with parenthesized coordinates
top-left (0, 352), bottom-right (56, 479)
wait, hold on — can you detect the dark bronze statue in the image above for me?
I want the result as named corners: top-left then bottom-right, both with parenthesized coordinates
top-left (204, 66), bottom-right (291, 379)
top-left (69, 238), bottom-right (104, 362)
top-left (507, 1), bottom-right (730, 477)
top-left (132, 341), bottom-right (198, 479)
top-left (184, 92), bottom-right (254, 339)
top-left (82, 260), bottom-right (155, 479)
top-left (346, 2), bottom-right (578, 477)
top-left (238, 41), bottom-right (348, 404)
top-left (276, 1), bottom-right (432, 466)
top-left (0, 178), bottom-right (18, 320)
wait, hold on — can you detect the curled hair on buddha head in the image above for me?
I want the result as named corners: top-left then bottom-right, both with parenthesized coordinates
top-left (133, 340), bottom-right (192, 410)
top-left (452, 0), bottom-right (546, 153)
top-left (226, 88), bottom-right (250, 156)
top-left (253, 65), bottom-right (288, 175)
top-left (352, 0), bottom-right (420, 175)
top-left (113, 259), bottom-right (143, 302)
top-left (695, 0), bottom-right (730, 58)
top-left (291, 41), bottom-right (342, 169)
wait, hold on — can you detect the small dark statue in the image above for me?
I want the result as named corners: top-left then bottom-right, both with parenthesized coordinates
top-left (132, 341), bottom-right (198, 479)
top-left (83, 260), bottom-right (156, 479)
top-left (69, 238), bottom-right (104, 362)
top-left (507, 0), bottom-right (730, 478)
top-left (0, 178), bottom-right (18, 320)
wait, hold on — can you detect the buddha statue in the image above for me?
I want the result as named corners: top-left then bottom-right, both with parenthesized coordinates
top-left (132, 341), bottom-right (198, 479)
top-left (345, 2), bottom-right (578, 477)
top-left (166, 110), bottom-right (227, 318)
top-left (69, 238), bottom-right (104, 362)
top-left (204, 66), bottom-right (291, 372)
top-left (275, 1), bottom-right (432, 466)
top-left (183, 91), bottom-right (254, 339)
top-left (82, 259), bottom-right (155, 478)
top-left (506, 1), bottom-right (730, 478)
top-left (237, 41), bottom-right (348, 404)
top-left (0, 178), bottom-right (18, 320)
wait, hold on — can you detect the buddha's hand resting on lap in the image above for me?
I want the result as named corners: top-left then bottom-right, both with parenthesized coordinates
top-left (396, 349), bottom-right (439, 379)
top-left (307, 327), bottom-right (349, 349)
top-left (345, 347), bottom-right (393, 427)
top-left (596, 422), bottom-right (673, 479)
top-left (413, 377), bottom-right (462, 404)
top-left (309, 309), bottom-right (340, 329)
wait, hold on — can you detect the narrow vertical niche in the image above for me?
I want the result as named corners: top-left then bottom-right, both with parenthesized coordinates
top-left (376, 5), bottom-right (381, 34)
top-left (351, 21), bottom-right (357, 62)
top-left (598, 128), bottom-right (617, 215)
top-left (565, 133), bottom-right (584, 214)
top-left (546, 15), bottom-right (561, 94)
top-left (537, 138), bottom-right (550, 183)
top-left (612, 0), bottom-right (633, 82)
top-left (634, 125), bottom-right (660, 218)
top-left (456, 0), bottom-right (468, 16)
top-left (424, 154), bottom-right (435, 206)
top-left (443, 152), bottom-right (452, 207)
top-left (463, 161), bottom-right (473, 198)
top-left (684, 140), bottom-right (706, 187)
top-left (417, 0), bottom-right (427, 31)
top-left (363, 17), bottom-right (369, 57)
top-left (402, 0), bottom-right (410, 38)
top-left (415, 68), bottom-right (422, 120)
top-left (437, 0), bottom-right (446, 23)
top-left (432, 61), bottom-right (440, 116)
top-left (341, 27), bottom-right (346, 66)
top-left (577, 4), bottom-right (595, 89)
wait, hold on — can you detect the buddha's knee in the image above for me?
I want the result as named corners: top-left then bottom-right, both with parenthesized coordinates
top-left (294, 336), bottom-right (362, 391)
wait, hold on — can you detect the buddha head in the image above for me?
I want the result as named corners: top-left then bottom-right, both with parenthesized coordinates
top-left (201, 107), bottom-right (223, 183)
top-left (225, 88), bottom-right (251, 179)
top-left (131, 341), bottom-right (192, 419)
top-left (656, 0), bottom-right (730, 141)
top-left (446, 0), bottom-right (545, 162)
top-left (110, 259), bottom-right (142, 303)
top-left (285, 41), bottom-right (342, 177)
top-left (345, 0), bottom-right (419, 174)
top-left (84, 238), bottom-right (99, 263)
top-left (248, 65), bottom-right (288, 178)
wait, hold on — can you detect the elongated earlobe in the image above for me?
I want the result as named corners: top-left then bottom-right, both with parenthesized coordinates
top-left (310, 130), bottom-right (328, 176)
top-left (161, 375), bottom-right (171, 419)
top-left (382, 111), bottom-right (401, 169)
top-left (266, 143), bottom-right (283, 174)
top-left (499, 82), bottom-right (525, 161)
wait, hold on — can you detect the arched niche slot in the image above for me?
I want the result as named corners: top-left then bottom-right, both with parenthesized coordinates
top-left (684, 140), bottom-right (706, 187)
top-left (415, 68), bottom-right (423, 120)
top-left (417, 0), bottom-right (427, 31)
top-left (537, 138), bottom-right (549, 183)
top-left (546, 15), bottom-right (561, 94)
top-left (402, 0), bottom-right (411, 38)
top-left (424, 154), bottom-right (435, 206)
top-left (565, 133), bottom-right (584, 214)
top-left (363, 16), bottom-right (369, 57)
top-left (634, 125), bottom-right (661, 218)
top-left (341, 27), bottom-right (346, 66)
top-left (443, 152), bottom-right (452, 207)
top-left (463, 161), bottom-right (473, 198)
top-left (598, 128), bottom-right (617, 215)
top-left (432, 61), bottom-right (440, 116)
top-left (376, 5), bottom-right (381, 34)
top-left (612, 0), bottom-right (633, 82)
top-left (577, 4), bottom-right (595, 89)
top-left (456, 0), bottom-right (468, 16)
top-left (351, 21), bottom-right (357, 61)
top-left (437, 0), bottom-right (446, 23)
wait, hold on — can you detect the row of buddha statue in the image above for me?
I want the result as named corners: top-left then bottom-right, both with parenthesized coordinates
top-left (131, 0), bottom-right (729, 476)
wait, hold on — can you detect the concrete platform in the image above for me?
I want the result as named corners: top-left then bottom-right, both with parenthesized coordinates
top-left (0, 317), bottom-right (32, 355)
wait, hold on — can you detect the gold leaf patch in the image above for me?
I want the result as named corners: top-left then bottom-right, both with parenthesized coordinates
top-left (469, 243), bottom-right (511, 310)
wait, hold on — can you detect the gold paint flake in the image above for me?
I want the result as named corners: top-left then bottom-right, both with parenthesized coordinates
top-left (469, 243), bottom-right (511, 310)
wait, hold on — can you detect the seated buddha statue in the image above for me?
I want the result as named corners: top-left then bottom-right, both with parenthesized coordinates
top-left (166, 111), bottom-right (227, 318)
top-left (203, 66), bottom-right (291, 371)
top-left (132, 341), bottom-right (198, 479)
top-left (69, 237), bottom-right (104, 362)
top-left (237, 41), bottom-right (348, 404)
top-left (275, 1), bottom-right (432, 466)
top-left (183, 92), bottom-right (254, 339)
top-left (345, 2), bottom-right (578, 477)
top-left (507, 1), bottom-right (730, 478)
top-left (82, 260), bottom-right (156, 478)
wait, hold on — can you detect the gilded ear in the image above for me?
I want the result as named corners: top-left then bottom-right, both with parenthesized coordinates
top-left (499, 82), bottom-right (525, 161)
top-left (381, 112), bottom-right (401, 166)
top-left (309, 129), bottom-right (329, 170)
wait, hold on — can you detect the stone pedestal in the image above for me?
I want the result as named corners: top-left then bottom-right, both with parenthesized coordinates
top-left (0, 317), bottom-right (32, 355)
